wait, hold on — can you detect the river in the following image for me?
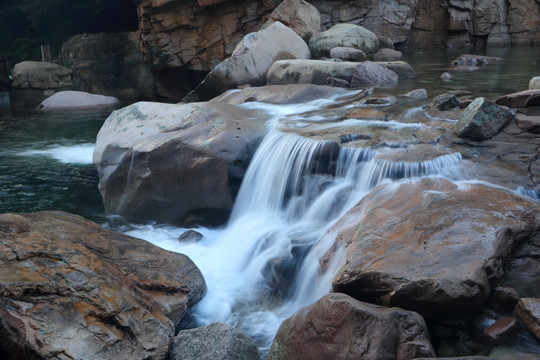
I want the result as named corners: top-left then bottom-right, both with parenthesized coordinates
top-left (1, 47), bottom-right (540, 357)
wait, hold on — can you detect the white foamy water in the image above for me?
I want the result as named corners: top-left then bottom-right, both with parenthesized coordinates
top-left (124, 124), bottom-right (472, 355)
top-left (17, 143), bottom-right (95, 164)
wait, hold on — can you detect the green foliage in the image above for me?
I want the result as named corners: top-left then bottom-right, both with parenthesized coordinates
top-left (0, 0), bottom-right (138, 64)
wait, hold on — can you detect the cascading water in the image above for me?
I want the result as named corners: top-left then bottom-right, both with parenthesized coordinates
top-left (124, 101), bottom-right (469, 355)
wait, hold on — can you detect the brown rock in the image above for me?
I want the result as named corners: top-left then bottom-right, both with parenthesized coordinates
top-left (0, 211), bottom-right (206, 360)
top-left (515, 298), bottom-right (540, 340)
top-left (268, 293), bottom-right (435, 360)
top-left (264, 0), bottom-right (321, 40)
top-left (328, 178), bottom-right (540, 319)
top-left (495, 90), bottom-right (540, 108)
top-left (515, 113), bottom-right (540, 133)
top-left (483, 317), bottom-right (520, 344)
top-left (0, 214), bottom-right (30, 233)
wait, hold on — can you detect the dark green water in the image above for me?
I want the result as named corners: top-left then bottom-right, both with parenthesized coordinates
top-left (0, 108), bottom-right (110, 222)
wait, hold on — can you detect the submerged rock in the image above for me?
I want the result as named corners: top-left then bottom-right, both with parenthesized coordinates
top-left (309, 23), bottom-right (379, 58)
top-left (451, 54), bottom-right (502, 67)
top-left (454, 97), bottom-right (514, 140)
top-left (184, 21), bottom-right (310, 102)
top-left (268, 292), bottom-right (435, 360)
top-left (0, 210), bottom-right (205, 360)
top-left (170, 323), bottom-right (260, 360)
top-left (327, 178), bottom-right (540, 320)
top-left (37, 90), bottom-right (120, 111)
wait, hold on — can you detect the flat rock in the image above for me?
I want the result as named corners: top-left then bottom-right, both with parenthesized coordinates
top-left (37, 91), bottom-right (120, 111)
top-left (329, 46), bottom-right (366, 62)
top-left (373, 48), bottom-right (403, 62)
top-left (268, 293), bottom-right (435, 360)
top-left (515, 298), bottom-right (540, 340)
top-left (483, 317), bottom-right (520, 344)
top-left (495, 90), bottom-right (540, 108)
top-left (267, 59), bottom-right (357, 85)
top-left (170, 323), bottom-right (260, 360)
top-left (327, 178), bottom-right (540, 320)
top-left (0, 211), bottom-right (206, 360)
top-left (515, 113), bottom-right (540, 133)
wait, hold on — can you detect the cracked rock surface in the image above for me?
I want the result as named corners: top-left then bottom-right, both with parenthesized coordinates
top-left (0, 211), bottom-right (206, 360)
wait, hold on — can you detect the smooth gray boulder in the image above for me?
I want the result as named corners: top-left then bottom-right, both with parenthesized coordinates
top-left (170, 323), bottom-right (260, 360)
top-left (12, 61), bottom-right (72, 90)
top-left (309, 23), bottom-right (379, 58)
top-left (37, 91), bottom-right (120, 111)
top-left (184, 21), bottom-right (311, 102)
top-left (267, 59), bottom-right (357, 85)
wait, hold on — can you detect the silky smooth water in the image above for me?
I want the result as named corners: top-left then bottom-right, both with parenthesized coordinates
top-left (1, 47), bottom-right (540, 357)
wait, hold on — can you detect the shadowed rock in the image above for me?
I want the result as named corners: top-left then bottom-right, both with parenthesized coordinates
top-left (268, 292), bottom-right (435, 360)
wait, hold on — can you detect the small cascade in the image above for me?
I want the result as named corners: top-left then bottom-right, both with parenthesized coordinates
top-left (168, 128), bottom-right (467, 354)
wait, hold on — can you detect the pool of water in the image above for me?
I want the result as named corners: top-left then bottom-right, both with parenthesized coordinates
top-left (0, 109), bottom-right (109, 222)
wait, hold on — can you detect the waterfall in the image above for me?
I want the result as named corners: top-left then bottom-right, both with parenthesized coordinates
top-left (152, 128), bottom-right (464, 354)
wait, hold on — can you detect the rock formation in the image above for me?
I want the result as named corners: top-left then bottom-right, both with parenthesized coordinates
top-left (0, 211), bottom-right (206, 360)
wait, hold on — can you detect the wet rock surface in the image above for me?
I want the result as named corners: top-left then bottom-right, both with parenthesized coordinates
top-left (327, 178), bottom-right (540, 320)
top-left (170, 323), bottom-right (260, 360)
top-left (268, 292), bottom-right (435, 360)
top-left (454, 97), bottom-right (514, 140)
top-left (0, 211), bottom-right (206, 360)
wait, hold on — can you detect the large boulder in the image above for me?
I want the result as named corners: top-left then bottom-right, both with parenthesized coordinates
top-left (309, 23), bottom-right (379, 59)
top-left (93, 98), bottom-right (267, 226)
top-left (0, 211), bottom-right (206, 360)
top-left (264, 0), bottom-right (321, 40)
top-left (37, 90), bottom-right (120, 111)
top-left (170, 323), bottom-right (260, 360)
top-left (327, 178), bottom-right (540, 319)
top-left (184, 21), bottom-right (311, 102)
top-left (268, 293), bottom-right (435, 360)
top-left (12, 61), bottom-right (72, 90)
top-left (454, 97), bottom-right (514, 140)
top-left (10, 61), bottom-right (74, 109)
